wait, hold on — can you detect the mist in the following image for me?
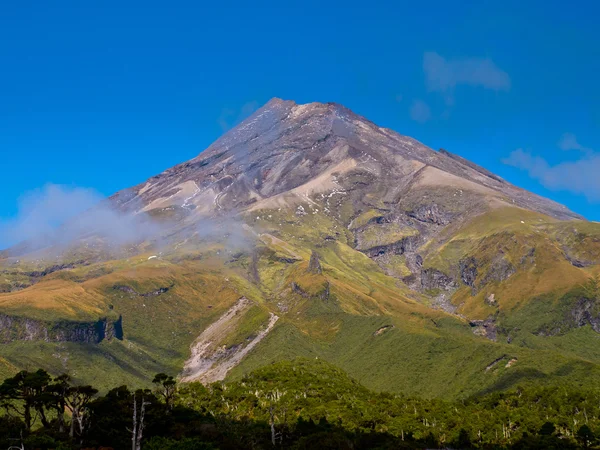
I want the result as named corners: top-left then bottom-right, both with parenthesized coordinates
top-left (0, 184), bottom-right (161, 252)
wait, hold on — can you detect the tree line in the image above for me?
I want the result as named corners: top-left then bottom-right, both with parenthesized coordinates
top-left (0, 358), bottom-right (598, 449)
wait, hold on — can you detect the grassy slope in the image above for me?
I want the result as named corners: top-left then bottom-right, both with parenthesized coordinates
top-left (2, 201), bottom-right (600, 398)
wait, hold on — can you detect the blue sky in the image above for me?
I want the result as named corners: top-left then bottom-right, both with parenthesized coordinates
top-left (1, 0), bottom-right (599, 247)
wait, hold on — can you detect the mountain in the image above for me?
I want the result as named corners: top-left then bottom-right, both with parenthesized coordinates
top-left (1, 98), bottom-right (600, 398)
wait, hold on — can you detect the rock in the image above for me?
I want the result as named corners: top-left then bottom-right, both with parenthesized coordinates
top-left (570, 297), bottom-right (600, 332)
top-left (421, 268), bottom-right (457, 291)
top-left (481, 256), bottom-right (515, 286)
top-left (0, 314), bottom-right (123, 344)
top-left (308, 251), bottom-right (323, 274)
top-left (362, 235), bottom-right (419, 258)
top-left (291, 282), bottom-right (309, 298)
top-left (520, 247), bottom-right (536, 265)
top-left (113, 284), bottom-right (172, 297)
top-left (485, 293), bottom-right (497, 306)
top-left (373, 325), bottom-right (394, 336)
top-left (23, 260), bottom-right (89, 279)
top-left (319, 282), bottom-right (330, 301)
top-left (407, 203), bottom-right (450, 225)
top-left (505, 358), bottom-right (518, 368)
top-left (415, 254), bottom-right (423, 267)
top-left (469, 317), bottom-right (497, 341)
top-left (459, 257), bottom-right (478, 291)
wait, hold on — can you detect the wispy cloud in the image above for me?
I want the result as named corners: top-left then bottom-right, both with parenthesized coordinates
top-left (410, 99), bottom-right (432, 123)
top-left (218, 101), bottom-right (259, 132)
top-left (503, 135), bottom-right (600, 201)
top-left (558, 132), bottom-right (593, 154)
top-left (0, 184), bottom-right (161, 251)
top-left (423, 52), bottom-right (510, 104)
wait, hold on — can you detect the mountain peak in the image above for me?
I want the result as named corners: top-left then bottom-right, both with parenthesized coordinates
top-left (114, 98), bottom-right (579, 222)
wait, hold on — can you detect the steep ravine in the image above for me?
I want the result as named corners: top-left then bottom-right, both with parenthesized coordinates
top-left (181, 297), bottom-right (279, 384)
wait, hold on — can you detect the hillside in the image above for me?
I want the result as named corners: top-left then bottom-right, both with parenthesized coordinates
top-left (1, 99), bottom-right (600, 398)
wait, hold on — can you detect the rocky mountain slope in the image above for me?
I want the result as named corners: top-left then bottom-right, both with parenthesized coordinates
top-left (1, 99), bottom-right (600, 397)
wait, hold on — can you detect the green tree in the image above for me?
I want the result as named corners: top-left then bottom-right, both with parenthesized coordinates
top-left (51, 374), bottom-right (71, 434)
top-left (152, 373), bottom-right (177, 411)
top-left (65, 384), bottom-right (98, 440)
top-left (0, 369), bottom-right (55, 431)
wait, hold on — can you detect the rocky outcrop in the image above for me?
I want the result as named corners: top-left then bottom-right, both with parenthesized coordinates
top-left (0, 260), bottom-right (93, 293)
top-left (23, 260), bottom-right (89, 279)
top-left (481, 256), bottom-right (516, 286)
top-left (470, 317), bottom-right (497, 341)
top-left (564, 251), bottom-right (595, 268)
top-left (363, 235), bottom-right (419, 258)
top-left (421, 268), bottom-right (457, 291)
top-left (308, 251), bottom-right (323, 274)
top-left (373, 325), bottom-right (394, 336)
top-left (113, 284), bottom-right (172, 297)
top-left (570, 298), bottom-right (600, 333)
top-left (291, 281), bottom-right (330, 301)
top-left (520, 247), bottom-right (536, 266)
top-left (291, 282), bottom-right (309, 298)
top-left (407, 203), bottom-right (451, 225)
top-left (0, 314), bottom-right (123, 344)
top-left (459, 257), bottom-right (478, 292)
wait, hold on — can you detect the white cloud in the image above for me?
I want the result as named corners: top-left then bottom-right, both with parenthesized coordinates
top-left (410, 99), bottom-right (432, 123)
top-left (423, 52), bottom-right (511, 102)
top-left (0, 184), bottom-right (161, 250)
top-left (503, 136), bottom-right (600, 201)
top-left (558, 132), bottom-right (592, 153)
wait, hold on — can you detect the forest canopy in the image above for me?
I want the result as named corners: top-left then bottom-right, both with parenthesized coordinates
top-left (0, 358), bottom-right (598, 449)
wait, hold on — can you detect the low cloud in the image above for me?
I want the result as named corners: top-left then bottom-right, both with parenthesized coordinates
top-left (410, 99), bottom-right (432, 123)
top-left (423, 52), bottom-right (510, 104)
top-left (0, 184), bottom-right (161, 251)
top-left (503, 135), bottom-right (600, 201)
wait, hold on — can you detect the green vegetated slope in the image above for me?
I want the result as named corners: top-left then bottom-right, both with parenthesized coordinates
top-left (3, 196), bottom-right (600, 398)
top-left (4, 357), bottom-right (600, 449)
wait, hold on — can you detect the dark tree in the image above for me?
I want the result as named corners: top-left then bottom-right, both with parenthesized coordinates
top-left (66, 384), bottom-right (98, 440)
top-left (577, 424), bottom-right (595, 448)
top-left (538, 421), bottom-right (556, 436)
top-left (50, 374), bottom-right (71, 434)
top-left (153, 373), bottom-right (177, 411)
top-left (0, 369), bottom-right (54, 432)
top-left (453, 428), bottom-right (472, 448)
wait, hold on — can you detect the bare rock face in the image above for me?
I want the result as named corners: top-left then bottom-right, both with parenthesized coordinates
top-left (421, 268), bottom-right (457, 291)
top-left (110, 98), bottom-right (581, 223)
top-left (459, 257), bottom-right (479, 290)
top-left (308, 251), bottom-right (323, 274)
top-left (481, 256), bottom-right (516, 286)
top-left (408, 204), bottom-right (451, 225)
top-left (470, 317), bottom-right (498, 341)
top-left (0, 314), bottom-right (123, 344)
